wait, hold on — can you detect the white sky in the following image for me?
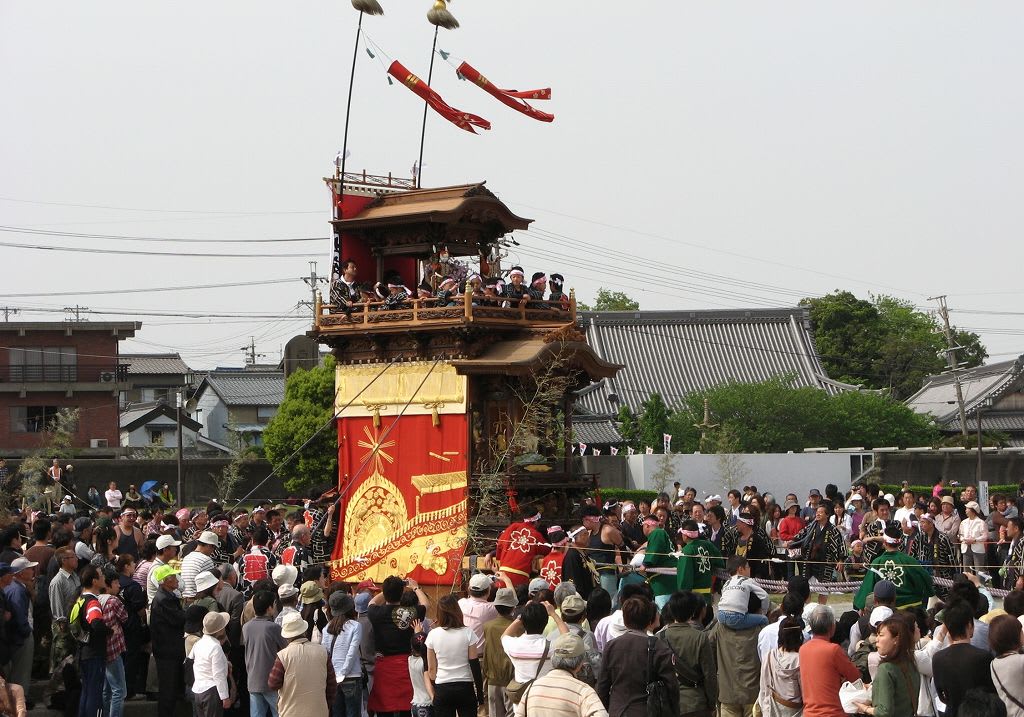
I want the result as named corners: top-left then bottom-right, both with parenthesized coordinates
top-left (2, 1), bottom-right (1022, 370)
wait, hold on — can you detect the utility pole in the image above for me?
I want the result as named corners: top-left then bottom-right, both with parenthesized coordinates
top-left (299, 261), bottom-right (328, 316)
top-left (176, 389), bottom-right (184, 508)
top-left (929, 295), bottom-right (969, 439)
top-left (63, 305), bottom-right (90, 322)
top-left (241, 337), bottom-right (266, 366)
top-left (0, 307), bottom-right (19, 321)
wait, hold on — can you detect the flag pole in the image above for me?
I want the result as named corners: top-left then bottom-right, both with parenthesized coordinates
top-left (416, 24), bottom-right (440, 188)
top-left (339, 11), bottom-right (364, 219)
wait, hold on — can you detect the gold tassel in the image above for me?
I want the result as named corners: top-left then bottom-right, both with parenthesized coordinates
top-left (427, 0), bottom-right (459, 29)
top-left (351, 0), bottom-right (385, 15)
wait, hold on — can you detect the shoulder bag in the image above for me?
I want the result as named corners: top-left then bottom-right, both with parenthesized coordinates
top-left (992, 659), bottom-right (1024, 711)
top-left (643, 636), bottom-right (674, 717)
top-left (506, 639), bottom-right (549, 705)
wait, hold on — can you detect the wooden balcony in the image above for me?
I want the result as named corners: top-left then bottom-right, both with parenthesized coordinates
top-left (312, 288), bottom-right (578, 336)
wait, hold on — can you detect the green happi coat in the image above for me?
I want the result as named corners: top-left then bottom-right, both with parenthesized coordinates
top-left (643, 527), bottom-right (677, 597)
top-left (677, 538), bottom-right (724, 604)
top-left (853, 547), bottom-right (934, 610)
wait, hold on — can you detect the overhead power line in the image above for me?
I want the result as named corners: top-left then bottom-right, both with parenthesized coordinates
top-left (0, 276), bottom-right (303, 298)
top-left (0, 196), bottom-right (323, 216)
top-left (0, 239), bottom-right (321, 258)
top-left (0, 225), bottom-right (327, 244)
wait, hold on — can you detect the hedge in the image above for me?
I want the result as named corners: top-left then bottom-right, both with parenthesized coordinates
top-left (599, 488), bottom-right (660, 503)
top-left (879, 484), bottom-right (1019, 497)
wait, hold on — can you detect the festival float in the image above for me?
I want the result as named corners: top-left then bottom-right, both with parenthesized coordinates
top-left (309, 0), bottom-right (620, 589)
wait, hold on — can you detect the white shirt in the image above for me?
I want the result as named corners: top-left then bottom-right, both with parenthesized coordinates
top-left (593, 611), bottom-right (626, 652)
top-left (501, 633), bottom-right (554, 683)
top-left (190, 634), bottom-right (230, 700)
top-left (718, 575), bottom-right (770, 615)
top-left (409, 655), bottom-right (432, 706)
top-left (894, 507), bottom-right (915, 527)
top-left (959, 517), bottom-right (987, 554)
top-left (425, 626), bottom-right (475, 684)
top-left (105, 489), bottom-right (122, 509)
top-left (457, 596), bottom-right (498, 652)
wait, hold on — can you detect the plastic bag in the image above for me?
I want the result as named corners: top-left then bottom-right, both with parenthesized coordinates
top-left (839, 679), bottom-right (871, 714)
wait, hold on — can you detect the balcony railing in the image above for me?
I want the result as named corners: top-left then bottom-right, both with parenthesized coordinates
top-left (6, 364), bottom-right (129, 384)
top-left (313, 288), bottom-right (577, 334)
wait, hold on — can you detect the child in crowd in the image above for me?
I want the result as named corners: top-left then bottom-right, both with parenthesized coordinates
top-left (717, 556), bottom-right (771, 630)
top-left (408, 633), bottom-right (433, 717)
top-left (844, 539), bottom-right (868, 580)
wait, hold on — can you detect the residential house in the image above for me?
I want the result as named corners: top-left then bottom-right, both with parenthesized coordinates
top-left (119, 352), bottom-right (195, 407)
top-left (906, 355), bottom-right (1024, 446)
top-left (119, 400), bottom-right (203, 449)
top-left (0, 321), bottom-right (140, 450)
top-left (190, 366), bottom-right (284, 451)
top-left (573, 308), bottom-right (854, 449)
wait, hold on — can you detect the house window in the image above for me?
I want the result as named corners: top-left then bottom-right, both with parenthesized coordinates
top-left (142, 388), bottom-right (170, 403)
top-left (149, 429), bottom-right (165, 444)
top-left (10, 406), bottom-right (76, 433)
top-left (257, 406), bottom-right (277, 425)
top-left (9, 347), bottom-right (77, 382)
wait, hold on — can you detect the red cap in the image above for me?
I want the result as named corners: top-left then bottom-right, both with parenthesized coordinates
top-left (356, 579), bottom-right (380, 592)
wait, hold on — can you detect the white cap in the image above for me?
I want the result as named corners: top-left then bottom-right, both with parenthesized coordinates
top-left (278, 583), bottom-right (299, 600)
top-left (870, 606), bottom-right (894, 627)
top-left (156, 535), bottom-right (181, 550)
top-left (197, 531), bottom-right (220, 547)
top-left (468, 573), bottom-right (493, 593)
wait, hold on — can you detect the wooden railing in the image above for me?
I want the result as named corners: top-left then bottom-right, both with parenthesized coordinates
top-left (313, 288), bottom-right (577, 332)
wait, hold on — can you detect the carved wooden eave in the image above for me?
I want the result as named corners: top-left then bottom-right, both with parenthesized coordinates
top-left (332, 182), bottom-right (531, 253)
top-left (450, 338), bottom-right (622, 384)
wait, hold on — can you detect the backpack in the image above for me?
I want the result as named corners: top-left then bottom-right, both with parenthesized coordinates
top-left (851, 633), bottom-right (877, 683)
top-left (68, 594), bottom-right (98, 644)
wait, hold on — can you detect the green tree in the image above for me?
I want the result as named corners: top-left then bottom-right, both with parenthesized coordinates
top-left (616, 404), bottom-right (639, 449)
top-left (263, 356), bottom-right (338, 493)
top-left (577, 288), bottom-right (640, 312)
top-left (667, 376), bottom-right (938, 454)
top-left (802, 291), bottom-right (988, 400)
top-left (637, 393), bottom-right (671, 453)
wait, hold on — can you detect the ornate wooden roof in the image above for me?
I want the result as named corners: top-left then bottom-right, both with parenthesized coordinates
top-left (331, 182), bottom-right (530, 253)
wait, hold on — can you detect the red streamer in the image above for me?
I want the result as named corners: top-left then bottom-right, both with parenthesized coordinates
top-left (388, 60), bottom-right (490, 134)
top-left (456, 61), bottom-right (554, 123)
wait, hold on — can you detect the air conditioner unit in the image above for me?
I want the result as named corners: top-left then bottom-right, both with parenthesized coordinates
top-left (89, 438), bottom-right (108, 448)
top-left (99, 372), bottom-right (116, 383)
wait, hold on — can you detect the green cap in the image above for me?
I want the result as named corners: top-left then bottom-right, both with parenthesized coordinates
top-left (153, 564), bottom-right (181, 584)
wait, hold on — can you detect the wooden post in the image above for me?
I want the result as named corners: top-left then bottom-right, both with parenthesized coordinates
top-left (464, 285), bottom-right (473, 321)
top-left (314, 291), bottom-right (323, 329)
top-left (413, 298), bottom-right (419, 322)
top-left (569, 289), bottom-right (577, 322)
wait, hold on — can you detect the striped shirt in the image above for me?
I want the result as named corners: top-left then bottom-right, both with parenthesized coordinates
top-left (180, 550), bottom-right (216, 599)
top-left (512, 668), bottom-right (608, 717)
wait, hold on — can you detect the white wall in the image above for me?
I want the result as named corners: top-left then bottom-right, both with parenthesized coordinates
top-left (621, 452), bottom-right (861, 499)
top-left (195, 391), bottom-right (227, 444)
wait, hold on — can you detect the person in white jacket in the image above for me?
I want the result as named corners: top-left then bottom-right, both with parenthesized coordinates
top-left (959, 501), bottom-right (988, 572)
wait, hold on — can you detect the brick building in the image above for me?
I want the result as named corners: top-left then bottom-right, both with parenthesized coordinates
top-left (0, 321), bottom-right (140, 450)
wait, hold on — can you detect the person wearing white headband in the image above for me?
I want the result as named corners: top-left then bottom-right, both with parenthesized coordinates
top-left (853, 526), bottom-right (933, 611)
top-left (721, 511), bottom-right (774, 580)
top-left (502, 266), bottom-right (528, 304)
top-left (860, 496), bottom-right (902, 564)
top-left (559, 524), bottom-right (599, 599)
top-left (494, 508), bottom-right (550, 589)
top-left (676, 519), bottom-right (723, 607)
